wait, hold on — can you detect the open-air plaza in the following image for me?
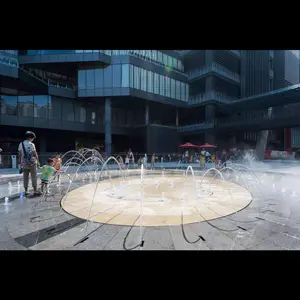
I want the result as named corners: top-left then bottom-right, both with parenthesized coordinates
top-left (1, 148), bottom-right (300, 251)
top-left (1, 49), bottom-right (300, 251)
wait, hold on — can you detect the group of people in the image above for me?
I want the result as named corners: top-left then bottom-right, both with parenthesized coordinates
top-left (18, 131), bottom-right (62, 196)
top-left (117, 148), bottom-right (135, 169)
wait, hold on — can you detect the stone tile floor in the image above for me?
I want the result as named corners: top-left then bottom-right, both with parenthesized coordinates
top-left (0, 170), bottom-right (300, 250)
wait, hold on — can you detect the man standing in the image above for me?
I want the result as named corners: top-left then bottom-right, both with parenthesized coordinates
top-left (18, 131), bottom-right (41, 196)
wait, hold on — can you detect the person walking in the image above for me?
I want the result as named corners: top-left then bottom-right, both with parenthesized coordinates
top-left (18, 131), bottom-right (41, 196)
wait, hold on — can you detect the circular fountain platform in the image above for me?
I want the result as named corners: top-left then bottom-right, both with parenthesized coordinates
top-left (61, 175), bottom-right (252, 226)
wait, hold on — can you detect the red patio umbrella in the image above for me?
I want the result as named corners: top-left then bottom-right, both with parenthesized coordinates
top-left (198, 143), bottom-right (217, 148)
top-left (179, 142), bottom-right (199, 148)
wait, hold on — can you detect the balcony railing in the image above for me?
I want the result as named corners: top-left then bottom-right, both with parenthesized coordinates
top-left (216, 106), bottom-right (300, 127)
top-left (115, 50), bottom-right (185, 74)
top-left (189, 92), bottom-right (237, 105)
top-left (188, 62), bottom-right (240, 83)
top-left (178, 122), bottom-right (214, 132)
top-left (19, 66), bottom-right (77, 91)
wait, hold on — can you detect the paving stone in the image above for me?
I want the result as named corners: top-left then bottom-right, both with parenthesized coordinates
top-left (247, 240), bottom-right (287, 250)
top-left (72, 224), bottom-right (124, 250)
top-left (142, 227), bottom-right (175, 250)
top-left (268, 233), bottom-right (300, 250)
top-left (169, 225), bottom-right (210, 250)
top-left (189, 222), bottom-right (244, 250)
top-left (104, 226), bottom-right (146, 250)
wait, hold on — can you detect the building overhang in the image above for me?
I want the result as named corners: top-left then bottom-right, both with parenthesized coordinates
top-left (218, 84), bottom-right (300, 113)
top-left (18, 52), bottom-right (111, 69)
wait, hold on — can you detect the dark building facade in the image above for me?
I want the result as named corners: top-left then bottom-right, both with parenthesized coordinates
top-left (0, 49), bottom-right (300, 157)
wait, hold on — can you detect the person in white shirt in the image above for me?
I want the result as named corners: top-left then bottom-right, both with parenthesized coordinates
top-left (18, 131), bottom-right (41, 196)
top-left (125, 155), bottom-right (130, 169)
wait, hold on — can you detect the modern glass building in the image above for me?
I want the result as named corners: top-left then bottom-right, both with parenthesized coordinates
top-left (0, 49), bottom-right (300, 156)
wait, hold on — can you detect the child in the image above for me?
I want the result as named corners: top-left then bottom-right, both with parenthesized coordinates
top-left (53, 153), bottom-right (62, 182)
top-left (39, 158), bottom-right (57, 194)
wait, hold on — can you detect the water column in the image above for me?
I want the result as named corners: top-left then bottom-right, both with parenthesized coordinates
top-left (105, 98), bottom-right (112, 156)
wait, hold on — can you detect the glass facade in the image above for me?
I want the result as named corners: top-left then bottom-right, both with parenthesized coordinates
top-left (78, 64), bottom-right (188, 102)
top-left (24, 50), bottom-right (183, 71)
top-left (0, 52), bottom-right (18, 67)
top-left (0, 95), bottom-right (142, 126)
top-left (108, 50), bottom-right (184, 72)
top-left (0, 50), bottom-right (18, 55)
top-left (26, 50), bottom-right (112, 56)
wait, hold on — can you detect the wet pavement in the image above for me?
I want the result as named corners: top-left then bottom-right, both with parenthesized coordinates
top-left (1, 168), bottom-right (300, 250)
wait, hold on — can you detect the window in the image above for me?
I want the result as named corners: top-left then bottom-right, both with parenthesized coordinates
top-left (154, 73), bottom-right (159, 94)
top-left (34, 95), bottom-right (49, 118)
top-left (104, 50), bottom-right (112, 56)
top-left (172, 57), bottom-right (177, 69)
top-left (18, 96), bottom-right (34, 117)
top-left (141, 68), bottom-right (147, 91)
top-left (157, 51), bottom-right (163, 64)
top-left (0, 95), bottom-right (17, 115)
top-left (75, 50), bottom-right (84, 53)
top-left (78, 70), bottom-right (86, 89)
top-left (112, 50), bottom-right (120, 56)
top-left (178, 60), bottom-right (183, 72)
top-left (180, 82), bottom-right (185, 101)
top-left (185, 84), bottom-right (189, 102)
top-left (163, 54), bottom-right (168, 66)
top-left (147, 70), bottom-right (153, 93)
top-left (62, 101), bottom-right (74, 121)
top-left (152, 50), bottom-right (157, 62)
top-left (168, 56), bottom-right (173, 68)
top-left (86, 70), bottom-right (95, 89)
top-left (129, 64), bottom-right (134, 88)
top-left (95, 69), bottom-right (104, 88)
top-left (159, 75), bottom-right (164, 96)
top-left (49, 96), bottom-right (62, 120)
top-left (171, 78), bottom-right (175, 99)
top-left (175, 80), bottom-right (180, 100)
top-left (103, 66), bottom-right (112, 88)
top-left (75, 104), bottom-right (86, 123)
top-left (121, 64), bottom-right (129, 87)
top-left (165, 77), bottom-right (171, 98)
top-left (112, 64), bottom-right (121, 88)
top-left (134, 66), bottom-right (140, 89)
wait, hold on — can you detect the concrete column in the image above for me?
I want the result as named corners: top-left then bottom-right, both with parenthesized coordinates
top-left (205, 76), bottom-right (214, 93)
top-left (256, 108), bottom-right (272, 160)
top-left (176, 108), bottom-right (179, 126)
top-left (105, 98), bottom-right (112, 156)
top-left (256, 130), bottom-right (268, 160)
top-left (145, 103), bottom-right (149, 125)
top-left (205, 104), bottom-right (215, 123)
